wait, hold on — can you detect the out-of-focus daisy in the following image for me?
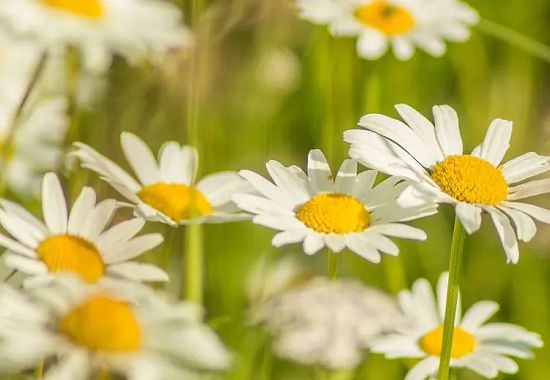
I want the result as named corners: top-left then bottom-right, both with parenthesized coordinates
top-left (0, 172), bottom-right (167, 286)
top-left (296, 0), bottom-right (478, 60)
top-left (0, 276), bottom-right (231, 379)
top-left (345, 104), bottom-right (550, 263)
top-left (372, 272), bottom-right (543, 379)
top-left (233, 149), bottom-right (435, 263)
top-left (0, 0), bottom-right (191, 66)
top-left (255, 277), bottom-right (403, 369)
top-left (73, 132), bottom-right (252, 226)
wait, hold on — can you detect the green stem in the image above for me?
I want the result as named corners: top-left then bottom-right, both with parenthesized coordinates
top-left (327, 250), bottom-right (338, 280)
top-left (478, 18), bottom-right (550, 63)
top-left (35, 360), bottom-right (44, 379)
top-left (183, 222), bottom-right (204, 304)
top-left (437, 216), bottom-right (466, 380)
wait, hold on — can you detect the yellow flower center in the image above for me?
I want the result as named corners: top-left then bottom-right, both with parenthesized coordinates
top-left (37, 235), bottom-right (104, 283)
top-left (420, 325), bottom-right (476, 358)
top-left (41, 0), bottom-right (103, 19)
top-left (138, 182), bottom-right (213, 222)
top-left (296, 193), bottom-right (370, 234)
top-left (355, 1), bottom-right (415, 36)
top-left (59, 294), bottom-right (141, 352)
top-left (431, 155), bottom-right (508, 205)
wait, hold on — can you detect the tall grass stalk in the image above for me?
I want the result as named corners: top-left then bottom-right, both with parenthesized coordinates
top-left (437, 216), bottom-right (466, 380)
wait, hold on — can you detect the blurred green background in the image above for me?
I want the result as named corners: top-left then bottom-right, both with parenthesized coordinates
top-left (48, 0), bottom-right (550, 378)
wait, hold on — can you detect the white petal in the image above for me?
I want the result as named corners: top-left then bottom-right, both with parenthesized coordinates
top-left (405, 356), bottom-right (439, 380)
top-left (120, 132), bottom-right (160, 185)
top-left (159, 141), bottom-right (186, 183)
top-left (239, 170), bottom-right (292, 207)
top-left (41, 172), bottom-right (68, 234)
top-left (107, 262), bottom-right (168, 282)
top-left (4, 254), bottom-right (47, 275)
top-left (455, 203), bottom-right (482, 234)
top-left (392, 37), bottom-right (415, 60)
top-left (501, 152), bottom-right (550, 183)
top-left (368, 223), bottom-right (427, 240)
top-left (67, 187), bottom-right (96, 236)
top-left (501, 201), bottom-right (550, 224)
top-left (499, 206), bottom-right (537, 242)
top-left (302, 234), bottom-right (324, 255)
top-left (97, 218), bottom-right (146, 252)
top-left (272, 230), bottom-right (307, 247)
top-left (361, 231), bottom-right (399, 255)
top-left (508, 178), bottom-right (550, 200)
top-left (80, 199), bottom-right (117, 241)
top-left (0, 234), bottom-right (37, 257)
top-left (103, 233), bottom-right (164, 264)
top-left (356, 29), bottom-right (388, 60)
top-left (483, 206), bottom-right (519, 264)
top-left (472, 119), bottom-right (512, 166)
top-left (324, 235), bottom-right (346, 252)
top-left (43, 350), bottom-right (89, 380)
top-left (345, 234), bottom-right (381, 263)
top-left (0, 199), bottom-right (47, 235)
top-left (0, 210), bottom-right (41, 248)
top-left (197, 172), bottom-right (252, 207)
top-left (266, 160), bottom-right (310, 205)
top-left (334, 159), bottom-right (357, 194)
top-left (460, 301), bottom-right (499, 331)
top-left (307, 149), bottom-right (333, 193)
top-left (461, 355), bottom-right (498, 378)
top-left (433, 105), bottom-right (463, 156)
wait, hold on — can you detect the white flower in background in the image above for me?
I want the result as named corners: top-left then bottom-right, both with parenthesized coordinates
top-left (0, 172), bottom-right (167, 286)
top-left (73, 132), bottom-right (252, 226)
top-left (372, 273), bottom-right (543, 380)
top-left (296, 0), bottom-right (478, 60)
top-left (345, 104), bottom-right (550, 263)
top-left (0, 276), bottom-right (231, 380)
top-left (0, 0), bottom-right (191, 66)
top-left (233, 149), bottom-right (435, 262)
top-left (255, 277), bottom-right (404, 369)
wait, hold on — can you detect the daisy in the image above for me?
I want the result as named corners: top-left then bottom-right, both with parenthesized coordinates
top-left (255, 277), bottom-right (404, 369)
top-left (0, 0), bottom-right (191, 66)
top-left (232, 149), bottom-right (436, 263)
top-left (345, 104), bottom-right (550, 263)
top-left (371, 272), bottom-right (543, 380)
top-left (296, 0), bottom-right (478, 60)
top-left (0, 172), bottom-right (167, 286)
top-left (72, 132), bottom-right (252, 226)
top-left (0, 276), bottom-right (231, 379)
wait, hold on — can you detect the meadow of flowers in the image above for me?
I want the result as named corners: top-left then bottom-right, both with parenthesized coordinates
top-left (0, 0), bottom-right (548, 379)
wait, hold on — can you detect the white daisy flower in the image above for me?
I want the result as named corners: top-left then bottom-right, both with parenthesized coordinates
top-left (371, 272), bottom-right (543, 380)
top-left (0, 0), bottom-right (191, 66)
top-left (345, 104), bottom-right (550, 263)
top-left (0, 276), bottom-right (231, 379)
top-left (72, 132), bottom-right (252, 226)
top-left (255, 277), bottom-right (404, 369)
top-left (0, 172), bottom-right (167, 286)
top-left (296, 0), bottom-right (478, 60)
top-left (233, 149), bottom-right (435, 263)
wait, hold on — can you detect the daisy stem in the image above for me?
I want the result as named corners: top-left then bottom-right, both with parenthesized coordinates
top-left (478, 18), bottom-right (550, 64)
top-left (327, 250), bottom-right (338, 280)
top-left (183, 222), bottom-right (204, 305)
top-left (437, 216), bottom-right (466, 380)
top-left (34, 360), bottom-right (44, 379)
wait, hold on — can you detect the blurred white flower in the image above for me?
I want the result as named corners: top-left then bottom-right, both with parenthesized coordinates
top-left (0, 276), bottom-right (231, 380)
top-left (234, 149), bottom-right (436, 262)
top-left (255, 48), bottom-right (301, 92)
top-left (372, 272), bottom-right (543, 380)
top-left (255, 277), bottom-right (403, 369)
top-left (0, 172), bottom-right (167, 287)
top-left (0, 0), bottom-right (191, 66)
top-left (296, 0), bottom-right (478, 60)
top-left (73, 132), bottom-right (253, 226)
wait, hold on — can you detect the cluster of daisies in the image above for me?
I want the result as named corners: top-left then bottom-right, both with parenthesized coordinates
top-left (0, 0), bottom-right (546, 379)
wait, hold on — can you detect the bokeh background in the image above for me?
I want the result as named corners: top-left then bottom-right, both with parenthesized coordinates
top-left (22, 0), bottom-right (550, 378)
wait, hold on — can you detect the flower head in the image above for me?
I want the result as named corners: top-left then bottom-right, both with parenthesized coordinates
top-left (0, 172), bottom-right (166, 286)
top-left (0, 276), bottom-right (231, 379)
top-left (233, 149), bottom-right (435, 262)
top-left (73, 132), bottom-right (252, 226)
top-left (345, 104), bottom-right (550, 263)
top-left (255, 277), bottom-right (403, 369)
top-left (0, 0), bottom-right (191, 65)
top-left (372, 272), bottom-right (543, 379)
top-left (296, 0), bottom-right (478, 60)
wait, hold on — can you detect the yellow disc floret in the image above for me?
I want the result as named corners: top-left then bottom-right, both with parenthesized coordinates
top-left (431, 155), bottom-right (508, 205)
top-left (355, 1), bottom-right (415, 36)
top-left (420, 325), bottom-right (476, 358)
top-left (41, 0), bottom-right (104, 19)
top-left (37, 235), bottom-right (104, 283)
top-left (59, 294), bottom-right (141, 352)
top-left (138, 182), bottom-right (213, 222)
top-left (296, 193), bottom-right (370, 234)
